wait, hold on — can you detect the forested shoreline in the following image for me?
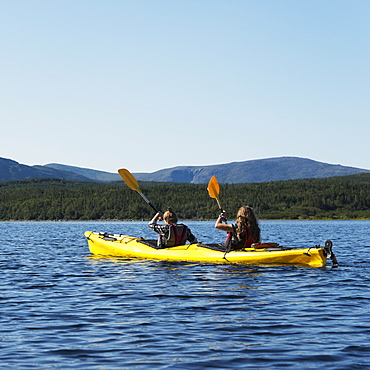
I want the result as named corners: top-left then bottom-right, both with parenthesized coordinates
top-left (1, 174), bottom-right (370, 221)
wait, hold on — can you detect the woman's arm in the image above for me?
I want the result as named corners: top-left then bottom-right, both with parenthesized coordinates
top-left (214, 213), bottom-right (234, 232)
top-left (187, 228), bottom-right (198, 244)
top-left (149, 212), bottom-right (163, 224)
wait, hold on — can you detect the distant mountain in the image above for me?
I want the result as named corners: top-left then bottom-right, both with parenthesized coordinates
top-left (44, 163), bottom-right (121, 182)
top-left (44, 157), bottom-right (370, 184)
top-left (2, 156), bottom-right (370, 184)
top-left (0, 157), bottom-right (93, 182)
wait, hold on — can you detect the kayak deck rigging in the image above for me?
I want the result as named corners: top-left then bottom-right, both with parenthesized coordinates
top-left (101, 233), bottom-right (293, 252)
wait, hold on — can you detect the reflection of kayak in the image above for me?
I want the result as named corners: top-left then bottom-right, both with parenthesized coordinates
top-left (84, 231), bottom-right (338, 267)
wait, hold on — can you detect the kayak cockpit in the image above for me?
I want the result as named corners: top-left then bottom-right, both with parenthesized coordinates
top-left (93, 232), bottom-right (298, 253)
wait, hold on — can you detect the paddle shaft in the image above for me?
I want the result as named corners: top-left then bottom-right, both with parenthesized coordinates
top-left (217, 201), bottom-right (228, 223)
top-left (118, 168), bottom-right (159, 213)
top-left (137, 191), bottom-right (158, 213)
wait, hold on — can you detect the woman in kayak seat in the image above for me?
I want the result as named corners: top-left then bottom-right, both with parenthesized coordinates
top-left (215, 206), bottom-right (261, 251)
top-left (148, 208), bottom-right (198, 248)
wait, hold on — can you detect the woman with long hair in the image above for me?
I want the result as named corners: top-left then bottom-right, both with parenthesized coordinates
top-left (215, 206), bottom-right (261, 250)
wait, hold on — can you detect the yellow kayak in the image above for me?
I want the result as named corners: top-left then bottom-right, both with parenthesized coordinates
top-left (84, 231), bottom-right (338, 267)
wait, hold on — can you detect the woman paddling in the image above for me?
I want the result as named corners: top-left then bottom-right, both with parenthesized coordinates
top-left (215, 205), bottom-right (261, 250)
top-left (149, 208), bottom-right (198, 248)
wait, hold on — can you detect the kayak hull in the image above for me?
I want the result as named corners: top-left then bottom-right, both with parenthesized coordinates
top-left (84, 231), bottom-right (329, 267)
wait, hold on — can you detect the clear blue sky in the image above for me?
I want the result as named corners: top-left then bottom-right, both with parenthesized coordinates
top-left (1, 0), bottom-right (369, 173)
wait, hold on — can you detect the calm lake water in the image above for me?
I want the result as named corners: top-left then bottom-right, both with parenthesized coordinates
top-left (1, 220), bottom-right (370, 369)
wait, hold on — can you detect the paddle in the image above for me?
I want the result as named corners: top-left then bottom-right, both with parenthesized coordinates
top-left (207, 176), bottom-right (226, 219)
top-left (118, 168), bottom-right (159, 213)
top-left (208, 176), bottom-right (232, 256)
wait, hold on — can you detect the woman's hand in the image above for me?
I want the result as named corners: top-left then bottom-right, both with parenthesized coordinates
top-left (218, 211), bottom-right (227, 221)
top-left (155, 212), bottom-right (164, 221)
top-left (150, 211), bottom-right (163, 224)
top-left (215, 211), bottom-right (232, 231)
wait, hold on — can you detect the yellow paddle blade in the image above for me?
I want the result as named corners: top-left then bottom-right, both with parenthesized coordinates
top-left (118, 168), bottom-right (140, 192)
top-left (118, 168), bottom-right (158, 212)
top-left (207, 176), bottom-right (220, 200)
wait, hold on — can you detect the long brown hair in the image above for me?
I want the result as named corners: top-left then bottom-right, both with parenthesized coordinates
top-left (235, 206), bottom-right (260, 243)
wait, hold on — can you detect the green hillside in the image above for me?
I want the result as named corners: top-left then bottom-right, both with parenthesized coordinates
top-left (1, 174), bottom-right (370, 220)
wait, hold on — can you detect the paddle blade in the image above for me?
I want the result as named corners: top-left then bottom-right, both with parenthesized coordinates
top-left (118, 168), bottom-right (140, 192)
top-left (207, 176), bottom-right (220, 200)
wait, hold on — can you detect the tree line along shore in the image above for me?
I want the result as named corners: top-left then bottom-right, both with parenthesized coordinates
top-left (1, 173), bottom-right (370, 221)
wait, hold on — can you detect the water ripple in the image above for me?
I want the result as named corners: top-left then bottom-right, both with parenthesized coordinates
top-left (1, 220), bottom-right (370, 368)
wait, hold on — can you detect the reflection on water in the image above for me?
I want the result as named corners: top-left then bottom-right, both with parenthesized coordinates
top-left (1, 220), bottom-right (370, 369)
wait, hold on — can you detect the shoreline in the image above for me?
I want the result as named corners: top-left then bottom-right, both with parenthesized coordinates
top-left (1, 218), bottom-right (370, 222)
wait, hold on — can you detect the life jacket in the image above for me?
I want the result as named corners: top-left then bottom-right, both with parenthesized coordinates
top-left (163, 224), bottom-right (188, 247)
top-left (224, 225), bottom-right (253, 251)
